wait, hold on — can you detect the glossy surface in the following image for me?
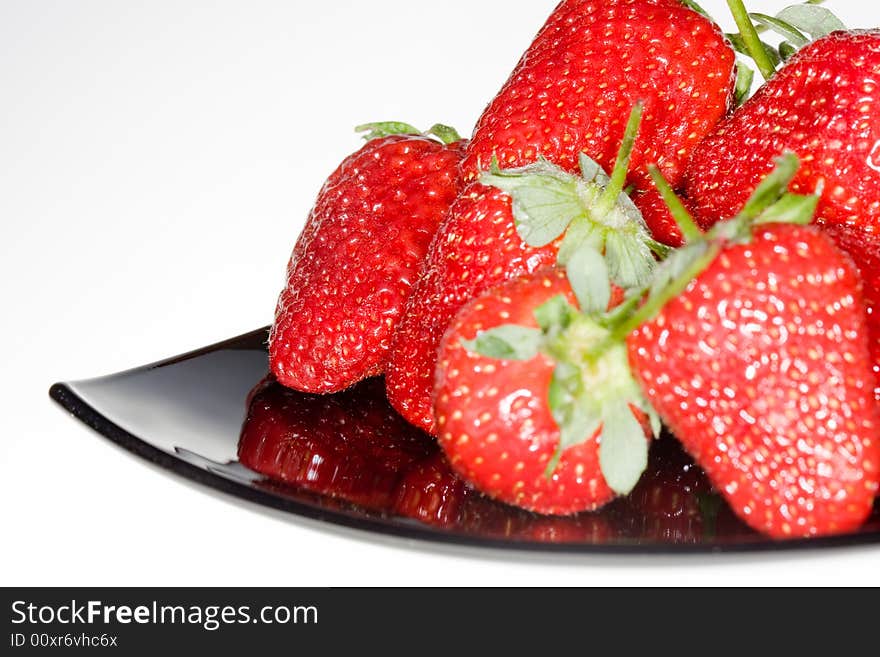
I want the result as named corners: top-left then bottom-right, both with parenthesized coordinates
top-left (434, 269), bottom-right (635, 515)
top-left (50, 328), bottom-right (880, 553)
top-left (628, 226), bottom-right (880, 538)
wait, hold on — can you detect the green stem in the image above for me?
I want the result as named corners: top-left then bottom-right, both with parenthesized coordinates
top-left (596, 102), bottom-right (643, 214)
top-left (647, 166), bottom-right (702, 244)
top-left (726, 0), bottom-right (777, 80)
top-left (597, 241), bottom-right (722, 350)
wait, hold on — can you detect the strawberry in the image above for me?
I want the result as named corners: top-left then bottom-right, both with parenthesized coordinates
top-left (683, 29), bottom-right (880, 399)
top-left (627, 158), bottom-right (880, 538)
top-left (387, 0), bottom-right (736, 432)
top-left (269, 123), bottom-right (465, 394)
top-left (385, 182), bottom-right (560, 433)
top-left (387, 109), bottom-right (662, 434)
top-left (434, 268), bottom-right (657, 515)
top-left (238, 377), bottom-right (434, 511)
top-left (460, 0), bottom-right (735, 191)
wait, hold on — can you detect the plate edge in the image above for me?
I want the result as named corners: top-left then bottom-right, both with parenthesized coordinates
top-left (46, 378), bottom-right (880, 557)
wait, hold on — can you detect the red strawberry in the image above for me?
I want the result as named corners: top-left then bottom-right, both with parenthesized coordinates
top-left (627, 216), bottom-right (880, 538)
top-left (387, 110), bottom-right (660, 434)
top-left (386, 0), bottom-right (735, 432)
top-left (434, 268), bottom-right (656, 515)
top-left (386, 182), bottom-right (559, 432)
top-left (269, 123), bottom-right (465, 394)
top-left (683, 30), bottom-right (880, 399)
top-left (238, 377), bottom-right (434, 511)
top-left (460, 0), bottom-right (735, 190)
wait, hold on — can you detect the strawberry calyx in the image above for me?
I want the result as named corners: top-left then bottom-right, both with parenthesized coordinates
top-left (355, 121), bottom-right (463, 144)
top-left (479, 103), bottom-right (657, 292)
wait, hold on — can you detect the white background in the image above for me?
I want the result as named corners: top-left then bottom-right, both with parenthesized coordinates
top-left (2, 0), bottom-right (878, 586)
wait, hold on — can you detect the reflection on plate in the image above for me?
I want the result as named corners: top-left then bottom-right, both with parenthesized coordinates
top-left (50, 328), bottom-right (880, 553)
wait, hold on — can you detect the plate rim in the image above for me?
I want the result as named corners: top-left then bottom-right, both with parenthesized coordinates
top-left (48, 329), bottom-right (880, 556)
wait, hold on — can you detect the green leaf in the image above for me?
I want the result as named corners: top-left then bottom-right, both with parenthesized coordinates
top-left (547, 360), bottom-right (582, 415)
top-left (648, 408), bottom-right (662, 438)
top-left (604, 230), bottom-right (656, 290)
top-left (462, 325), bottom-right (543, 361)
top-left (578, 153), bottom-right (610, 186)
top-left (425, 124), bottom-right (462, 145)
top-left (546, 362), bottom-right (601, 477)
top-left (779, 41), bottom-right (799, 61)
top-left (565, 244), bottom-right (611, 315)
top-left (556, 217), bottom-right (603, 266)
top-left (534, 295), bottom-right (579, 333)
top-left (735, 60), bottom-right (756, 106)
top-left (776, 4), bottom-right (846, 40)
top-left (679, 0), bottom-right (710, 18)
top-left (480, 161), bottom-right (586, 247)
top-left (354, 121), bottom-right (421, 141)
top-left (749, 12), bottom-right (809, 48)
top-left (598, 402), bottom-right (649, 496)
top-left (755, 192), bottom-right (819, 225)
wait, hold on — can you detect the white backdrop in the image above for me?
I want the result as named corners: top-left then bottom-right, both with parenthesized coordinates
top-left (2, 0), bottom-right (878, 586)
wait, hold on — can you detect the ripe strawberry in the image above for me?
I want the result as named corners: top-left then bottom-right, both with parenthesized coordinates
top-left (627, 213), bottom-right (880, 538)
top-left (434, 268), bottom-right (657, 515)
top-left (269, 123), bottom-right (465, 394)
top-left (238, 377), bottom-right (434, 511)
top-left (386, 182), bottom-right (559, 433)
top-left (683, 30), bottom-right (880, 398)
top-left (460, 0), bottom-right (736, 190)
top-left (387, 110), bottom-right (660, 434)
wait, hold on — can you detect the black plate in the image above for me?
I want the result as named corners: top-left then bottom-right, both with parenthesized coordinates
top-left (49, 328), bottom-right (880, 554)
